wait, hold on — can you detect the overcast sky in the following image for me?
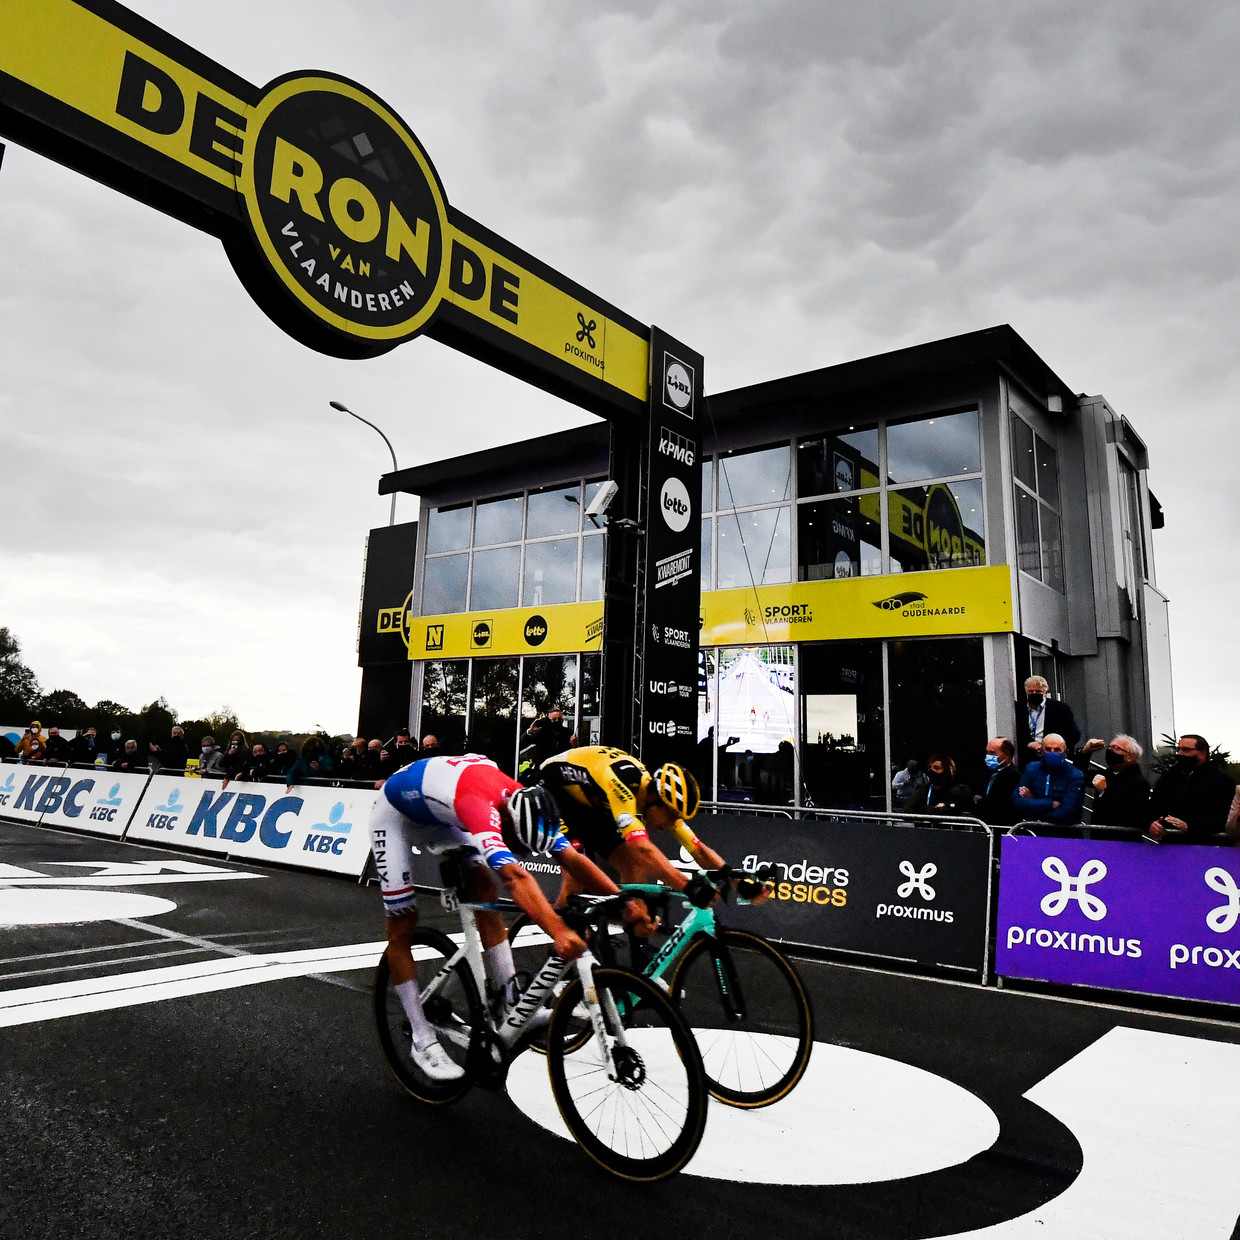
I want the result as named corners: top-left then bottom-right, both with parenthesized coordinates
top-left (2, 0), bottom-right (1238, 750)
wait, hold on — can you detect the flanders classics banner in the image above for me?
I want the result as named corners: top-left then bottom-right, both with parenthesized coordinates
top-left (658, 816), bottom-right (991, 972)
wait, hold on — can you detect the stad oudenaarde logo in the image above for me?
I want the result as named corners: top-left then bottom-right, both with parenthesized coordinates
top-left (871, 590), bottom-right (965, 618)
top-left (238, 73), bottom-right (450, 347)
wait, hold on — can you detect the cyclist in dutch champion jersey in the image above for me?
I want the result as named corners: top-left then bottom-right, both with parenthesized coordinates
top-left (538, 747), bottom-right (739, 909)
top-left (369, 753), bottom-right (647, 1081)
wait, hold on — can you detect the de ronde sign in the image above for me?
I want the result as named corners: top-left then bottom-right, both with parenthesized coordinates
top-left (0, 0), bottom-right (652, 419)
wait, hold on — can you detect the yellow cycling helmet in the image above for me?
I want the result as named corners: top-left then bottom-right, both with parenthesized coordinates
top-left (650, 763), bottom-right (700, 820)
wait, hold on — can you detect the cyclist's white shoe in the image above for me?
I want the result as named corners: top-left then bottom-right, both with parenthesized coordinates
top-left (410, 1037), bottom-right (464, 1082)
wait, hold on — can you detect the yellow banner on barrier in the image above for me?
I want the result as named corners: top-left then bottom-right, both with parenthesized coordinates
top-left (700, 565), bottom-right (1014, 647)
top-left (409, 600), bottom-right (604, 660)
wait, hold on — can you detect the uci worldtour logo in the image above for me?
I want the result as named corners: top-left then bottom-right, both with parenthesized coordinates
top-left (663, 353), bottom-right (695, 419)
top-left (237, 73), bottom-right (450, 347)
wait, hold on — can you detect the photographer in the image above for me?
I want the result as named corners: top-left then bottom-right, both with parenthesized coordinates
top-left (525, 708), bottom-right (573, 765)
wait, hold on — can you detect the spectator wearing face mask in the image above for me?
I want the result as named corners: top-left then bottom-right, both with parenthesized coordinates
top-left (892, 759), bottom-right (929, 809)
top-left (165, 726), bottom-right (189, 772)
top-left (919, 753), bottom-right (973, 814)
top-left (1148, 734), bottom-right (1236, 843)
top-left (268, 741), bottom-right (294, 778)
top-left (1015, 676), bottom-right (1081, 765)
top-left (112, 739), bottom-right (145, 774)
top-left (974, 737), bottom-right (1021, 825)
top-left (221, 730), bottom-right (251, 784)
top-left (14, 722), bottom-right (46, 760)
top-left (70, 726), bottom-right (100, 766)
top-left (43, 726), bottom-right (72, 765)
top-left (1013, 732), bottom-right (1085, 824)
top-left (198, 736), bottom-right (226, 778)
top-left (1076, 735), bottom-right (1151, 830)
top-left (105, 727), bottom-right (124, 763)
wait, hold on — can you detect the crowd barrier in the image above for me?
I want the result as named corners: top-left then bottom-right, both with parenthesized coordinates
top-left (2, 764), bottom-right (1237, 1008)
top-left (0, 760), bottom-right (376, 878)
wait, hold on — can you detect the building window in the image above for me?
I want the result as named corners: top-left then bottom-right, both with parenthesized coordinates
top-left (421, 476), bottom-right (607, 615)
top-left (797, 411), bottom-right (985, 580)
top-left (1010, 413), bottom-right (1064, 593)
top-left (713, 446), bottom-right (792, 590)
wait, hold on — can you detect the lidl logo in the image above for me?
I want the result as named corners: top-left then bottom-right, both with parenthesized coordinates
top-left (663, 352), bottom-right (695, 418)
top-left (471, 620), bottom-right (493, 650)
top-left (237, 73), bottom-right (450, 348)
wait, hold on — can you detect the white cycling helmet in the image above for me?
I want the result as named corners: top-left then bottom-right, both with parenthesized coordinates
top-left (506, 785), bottom-right (561, 854)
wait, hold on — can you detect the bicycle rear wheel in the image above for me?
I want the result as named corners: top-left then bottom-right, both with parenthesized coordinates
top-left (374, 928), bottom-right (482, 1105)
top-left (546, 968), bottom-right (708, 1182)
top-left (669, 928), bottom-right (813, 1108)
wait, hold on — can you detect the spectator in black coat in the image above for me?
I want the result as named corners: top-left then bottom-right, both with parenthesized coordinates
top-left (1077, 734), bottom-right (1151, 830)
top-left (221, 730), bottom-right (251, 784)
top-left (70, 727), bottom-right (100, 766)
top-left (392, 730), bottom-right (417, 769)
top-left (268, 742), bottom-right (294, 778)
top-left (1015, 675), bottom-right (1081, 765)
top-left (526, 709), bottom-right (573, 764)
top-left (111, 739), bottom-right (145, 774)
top-left (915, 753), bottom-right (973, 815)
top-left (44, 727), bottom-right (72, 765)
top-left (1148, 734), bottom-right (1237, 842)
top-left (420, 734), bottom-right (441, 757)
top-left (164, 726), bottom-right (189, 772)
top-left (975, 737), bottom-right (1021, 825)
top-left (236, 742), bottom-right (273, 782)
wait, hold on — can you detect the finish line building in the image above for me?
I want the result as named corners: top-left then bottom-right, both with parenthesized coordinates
top-left (357, 325), bottom-right (1173, 812)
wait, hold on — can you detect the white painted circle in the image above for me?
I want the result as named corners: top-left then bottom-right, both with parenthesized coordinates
top-left (665, 361), bottom-right (692, 409)
top-left (506, 1034), bottom-right (999, 1185)
top-left (660, 476), bottom-right (692, 532)
top-left (0, 889), bottom-right (177, 926)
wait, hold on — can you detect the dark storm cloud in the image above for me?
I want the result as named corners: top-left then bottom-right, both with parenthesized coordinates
top-left (2, 0), bottom-right (1238, 741)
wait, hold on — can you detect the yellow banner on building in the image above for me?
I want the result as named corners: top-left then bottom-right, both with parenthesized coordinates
top-left (409, 600), bottom-right (604, 660)
top-left (701, 566), bottom-right (1014, 647)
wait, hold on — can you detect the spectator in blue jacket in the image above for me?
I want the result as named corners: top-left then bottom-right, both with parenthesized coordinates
top-left (285, 736), bottom-right (333, 792)
top-left (1012, 732), bottom-right (1085, 824)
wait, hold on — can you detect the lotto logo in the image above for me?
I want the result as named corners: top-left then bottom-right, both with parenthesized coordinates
top-left (1040, 856), bottom-right (1108, 921)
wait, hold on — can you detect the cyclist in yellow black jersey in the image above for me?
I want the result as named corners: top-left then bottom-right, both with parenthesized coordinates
top-left (538, 746), bottom-right (728, 909)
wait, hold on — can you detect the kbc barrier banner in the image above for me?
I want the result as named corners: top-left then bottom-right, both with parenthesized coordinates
top-left (0, 765), bottom-right (149, 837)
top-left (126, 775), bottom-right (378, 877)
top-left (658, 816), bottom-right (991, 971)
top-left (997, 835), bottom-right (1240, 1006)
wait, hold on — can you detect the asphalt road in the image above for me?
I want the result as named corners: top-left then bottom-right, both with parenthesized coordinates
top-left (2, 818), bottom-right (1239, 1240)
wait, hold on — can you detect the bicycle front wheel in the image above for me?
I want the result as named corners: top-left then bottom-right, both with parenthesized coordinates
top-left (669, 928), bottom-right (813, 1108)
top-left (374, 929), bottom-right (482, 1105)
top-left (546, 968), bottom-right (708, 1182)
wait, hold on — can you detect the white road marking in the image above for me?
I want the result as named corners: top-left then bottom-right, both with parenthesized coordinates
top-left (0, 925), bottom-right (552, 1027)
top-left (0, 890), bottom-right (178, 926)
top-left (506, 1034), bottom-right (1001, 1185)
top-left (939, 1026), bottom-right (1240, 1239)
top-left (0, 874), bottom-right (261, 887)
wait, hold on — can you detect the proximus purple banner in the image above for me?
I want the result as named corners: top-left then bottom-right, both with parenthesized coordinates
top-left (997, 835), bottom-right (1240, 1006)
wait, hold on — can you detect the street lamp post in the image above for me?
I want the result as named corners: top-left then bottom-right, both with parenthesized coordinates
top-left (330, 400), bottom-right (398, 526)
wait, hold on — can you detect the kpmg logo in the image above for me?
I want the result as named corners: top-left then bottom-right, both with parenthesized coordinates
top-left (1041, 856), bottom-right (1108, 921)
top-left (663, 353), bottom-right (695, 418)
top-left (658, 425), bottom-right (695, 467)
top-left (897, 860), bottom-right (937, 901)
top-left (1206, 867), bottom-right (1240, 934)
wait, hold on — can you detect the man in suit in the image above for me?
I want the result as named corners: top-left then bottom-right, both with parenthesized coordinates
top-left (1015, 675), bottom-right (1080, 765)
top-left (975, 736), bottom-right (1022, 825)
